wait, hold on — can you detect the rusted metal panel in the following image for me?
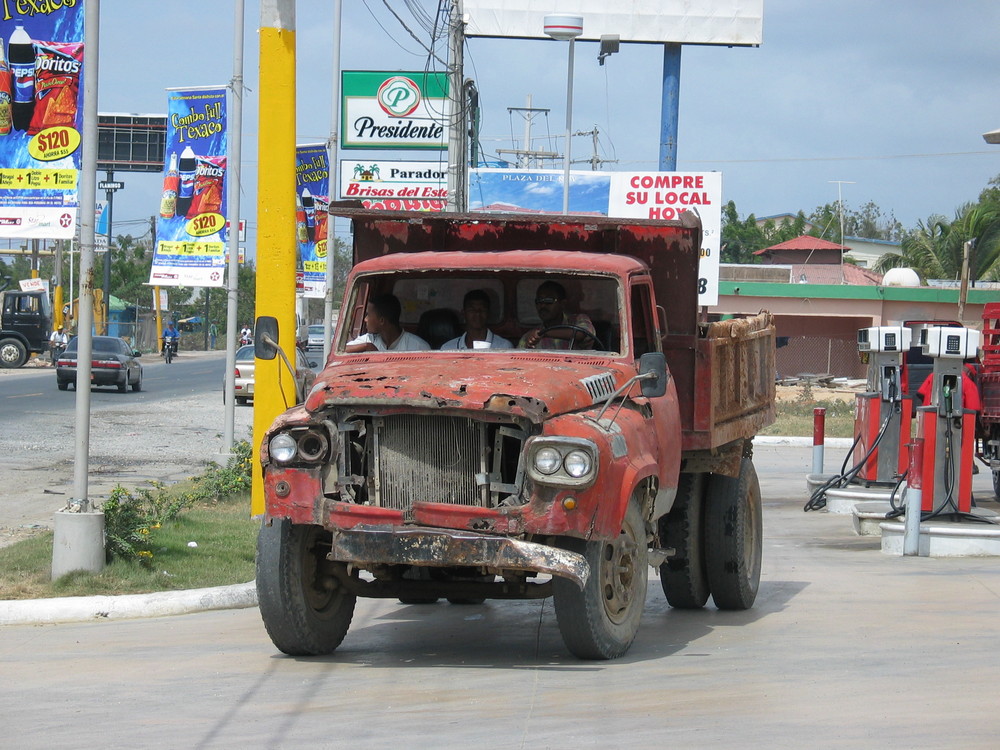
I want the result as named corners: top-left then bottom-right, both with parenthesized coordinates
top-left (328, 524), bottom-right (590, 588)
top-left (682, 311), bottom-right (776, 453)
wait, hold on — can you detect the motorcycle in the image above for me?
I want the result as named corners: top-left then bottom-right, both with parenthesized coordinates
top-left (162, 338), bottom-right (178, 364)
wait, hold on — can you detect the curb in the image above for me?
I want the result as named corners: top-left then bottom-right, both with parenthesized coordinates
top-left (0, 582), bottom-right (257, 626)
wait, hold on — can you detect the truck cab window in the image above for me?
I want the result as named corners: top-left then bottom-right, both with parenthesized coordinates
top-left (630, 284), bottom-right (655, 357)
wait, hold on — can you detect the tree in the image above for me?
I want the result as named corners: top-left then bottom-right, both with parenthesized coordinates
top-left (808, 200), bottom-right (903, 243)
top-left (720, 201), bottom-right (766, 264)
top-left (873, 202), bottom-right (1000, 281)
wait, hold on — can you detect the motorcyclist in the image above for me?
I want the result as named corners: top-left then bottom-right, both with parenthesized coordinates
top-left (49, 326), bottom-right (68, 365)
top-left (162, 321), bottom-right (180, 356)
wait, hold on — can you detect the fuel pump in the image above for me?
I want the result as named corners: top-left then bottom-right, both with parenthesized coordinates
top-left (853, 326), bottom-right (913, 484)
top-left (917, 326), bottom-right (980, 516)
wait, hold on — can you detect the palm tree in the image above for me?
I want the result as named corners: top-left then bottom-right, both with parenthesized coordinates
top-left (874, 203), bottom-right (1000, 281)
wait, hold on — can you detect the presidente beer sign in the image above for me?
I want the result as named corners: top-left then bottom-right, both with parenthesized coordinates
top-left (341, 71), bottom-right (447, 150)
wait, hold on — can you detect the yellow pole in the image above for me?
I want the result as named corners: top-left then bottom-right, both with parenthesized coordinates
top-left (253, 0), bottom-right (298, 515)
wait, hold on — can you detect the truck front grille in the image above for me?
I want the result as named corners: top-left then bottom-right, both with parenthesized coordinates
top-left (374, 414), bottom-right (483, 510)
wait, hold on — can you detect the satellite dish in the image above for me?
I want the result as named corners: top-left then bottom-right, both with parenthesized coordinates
top-left (883, 267), bottom-right (921, 287)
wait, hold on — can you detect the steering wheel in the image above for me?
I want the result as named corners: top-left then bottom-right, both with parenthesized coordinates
top-left (534, 324), bottom-right (605, 351)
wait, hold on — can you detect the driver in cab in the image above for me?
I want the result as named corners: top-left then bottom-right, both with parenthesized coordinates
top-left (519, 281), bottom-right (595, 349)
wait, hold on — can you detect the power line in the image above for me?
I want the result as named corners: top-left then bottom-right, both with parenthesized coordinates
top-left (682, 150), bottom-right (1000, 166)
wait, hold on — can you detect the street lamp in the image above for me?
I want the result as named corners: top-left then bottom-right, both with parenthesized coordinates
top-left (544, 14), bottom-right (583, 215)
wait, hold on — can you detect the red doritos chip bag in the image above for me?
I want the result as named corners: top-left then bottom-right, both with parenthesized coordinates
top-left (28, 41), bottom-right (84, 135)
top-left (187, 155), bottom-right (226, 218)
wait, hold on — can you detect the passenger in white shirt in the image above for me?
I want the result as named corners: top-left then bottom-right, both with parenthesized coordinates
top-left (441, 289), bottom-right (512, 350)
top-left (346, 293), bottom-right (431, 353)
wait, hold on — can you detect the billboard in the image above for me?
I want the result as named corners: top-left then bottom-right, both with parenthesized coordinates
top-left (296, 143), bottom-right (330, 298)
top-left (148, 86), bottom-right (228, 288)
top-left (463, 0), bottom-right (763, 45)
top-left (340, 159), bottom-right (446, 211)
top-left (0, 3), bottom-right (85, 238)
top-left (468, 168), bottom-right (722, 305)
top-left (341, 71), bottom-right (448, 150)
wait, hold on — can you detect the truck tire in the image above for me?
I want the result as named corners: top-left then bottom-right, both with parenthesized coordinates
top-left (553, 497), bottom-right (648, 660)
top-left (256, 519), bottom-right (356, 656)
top-left (704, 458), bottom-right (762, 610)
top-left (0, 338), bottom-right (27, 368)
top-left (658, 473), bottom-right (710, 609)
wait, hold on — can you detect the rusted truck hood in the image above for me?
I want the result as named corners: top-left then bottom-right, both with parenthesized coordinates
top-left (305, 355), bottom-right (632, 422)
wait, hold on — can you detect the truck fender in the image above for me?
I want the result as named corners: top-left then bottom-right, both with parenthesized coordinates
top-left (592, 460), bottom-right (660, 539)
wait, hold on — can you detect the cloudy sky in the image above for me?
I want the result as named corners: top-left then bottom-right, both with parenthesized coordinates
top-left (97, 0), bottom-right (1000, 244)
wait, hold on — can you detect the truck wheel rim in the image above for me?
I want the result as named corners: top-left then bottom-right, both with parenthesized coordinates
top-left (600, 519), bottom-right (640, 624)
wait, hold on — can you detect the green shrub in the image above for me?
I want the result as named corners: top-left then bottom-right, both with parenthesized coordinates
top-left (98, 440), bottom-right (254, 566)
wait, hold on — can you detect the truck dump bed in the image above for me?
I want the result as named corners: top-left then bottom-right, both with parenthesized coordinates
top-left (330, 206), bottom-right (775, 451)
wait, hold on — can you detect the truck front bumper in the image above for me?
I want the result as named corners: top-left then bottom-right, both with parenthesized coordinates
top-left (328, 525), bottom-right (589, 588)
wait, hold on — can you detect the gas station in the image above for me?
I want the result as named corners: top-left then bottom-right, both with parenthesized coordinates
top-left (805, 321), bottom-right (1000, 556)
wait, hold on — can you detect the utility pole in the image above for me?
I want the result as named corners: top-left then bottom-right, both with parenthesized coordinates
top-left (497, 96), bottom-right (558, 168)
top-left (446, 0), bottom-right (467, 211)
top-left (574, 126), bottom-right (617, 170)
top-left (323, 0), bottom-right (343, 364)
top-left (253, 0), bottom-right (298, 514)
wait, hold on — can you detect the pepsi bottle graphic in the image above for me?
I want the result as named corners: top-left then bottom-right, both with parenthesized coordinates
top-left (301, 188), bottom-right (316, 242)
top-left (8, 25), bottom-right (34, 132)
top-left (175, 146), bottom-right (196, 218)
top-left (0, 37), bottom-right (12, 135)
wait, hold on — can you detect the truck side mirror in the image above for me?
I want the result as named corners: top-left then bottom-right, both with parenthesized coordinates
top-left (255, 316), bottom-right (279, 361)
top-left (639, 351), bottom-right (668, 398)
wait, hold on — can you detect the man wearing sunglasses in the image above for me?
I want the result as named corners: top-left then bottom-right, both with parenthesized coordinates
top-left (519, 280), bottom-right (596, 350)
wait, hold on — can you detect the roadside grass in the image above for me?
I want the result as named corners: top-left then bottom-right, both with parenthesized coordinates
top-left (0, 498), bottom-right (257, 600)
top-left (760, 394), bottom-right (855, 438)
top-left (0, 397), bottom-right (855, 601)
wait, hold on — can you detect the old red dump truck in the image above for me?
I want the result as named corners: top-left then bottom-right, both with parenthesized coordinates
top-left (255, 209), bottom-right (775, 660)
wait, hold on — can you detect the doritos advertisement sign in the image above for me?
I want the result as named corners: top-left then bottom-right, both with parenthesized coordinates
top-left (149, 86), bottom-right (228, 288)
top-left (0, 3), bottom-right (84, 236)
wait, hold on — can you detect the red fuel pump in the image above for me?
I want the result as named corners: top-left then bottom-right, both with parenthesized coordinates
top-left (916, 327), bottom-right (980, 516)
top-left (853, 326), bottom-right (913, 485)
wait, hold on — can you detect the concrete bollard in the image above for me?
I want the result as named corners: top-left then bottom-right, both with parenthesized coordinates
top-left (903, 439), bottom-right (924, 556)
top-left (812, 407), bottom-right (826, 475)
top-left (52, 509), bottom-right (105, 579)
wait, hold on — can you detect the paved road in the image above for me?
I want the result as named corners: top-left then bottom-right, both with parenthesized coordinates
top-left (2, 443), bottom-right (999, 749)
top-left (0, 350), bottom-right (253, 546)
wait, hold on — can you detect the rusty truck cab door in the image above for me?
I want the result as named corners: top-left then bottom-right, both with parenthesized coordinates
top-left (629, 280), bottom-right (681, 492)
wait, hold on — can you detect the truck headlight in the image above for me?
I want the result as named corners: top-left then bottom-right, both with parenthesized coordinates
top-left (534, 447), bottom-right (562, 475)
top-left (527, 437), bottom-right (598, 488)
top-left (269, 433), bottom-right (297, 463)
top-left (563, 449), bottom-right (592, 478)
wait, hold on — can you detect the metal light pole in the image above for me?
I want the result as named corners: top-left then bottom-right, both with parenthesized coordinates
top-left (323, 0), bottom-right (343, 364)
top-left (829, 180), bottom-right (855, 284)
top-left (222, 0), bottom-right (245, 455)
top-left (544, 14), bottom-right (583, 216)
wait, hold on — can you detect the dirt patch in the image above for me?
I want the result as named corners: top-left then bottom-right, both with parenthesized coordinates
top-left (775, 383), bottom-right (862, 405)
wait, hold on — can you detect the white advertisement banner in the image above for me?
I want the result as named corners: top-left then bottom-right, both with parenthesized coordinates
top-left (608, 171), bottom-right (722, 305)
top-left (0, 206), bottom-right (76, 239)
top-left (340, 160), bottom-right (447, 210)
top-left (463, 0), bottom-right (763, 45)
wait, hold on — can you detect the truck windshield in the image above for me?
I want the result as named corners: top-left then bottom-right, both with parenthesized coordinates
top-left (340, 272), bottom-right (624, 355)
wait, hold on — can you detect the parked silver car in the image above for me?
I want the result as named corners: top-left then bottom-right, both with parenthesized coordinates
top-left (306, 324), bottom-right (327, 352)
top-left (228, 344), bottom-right (317, 405)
